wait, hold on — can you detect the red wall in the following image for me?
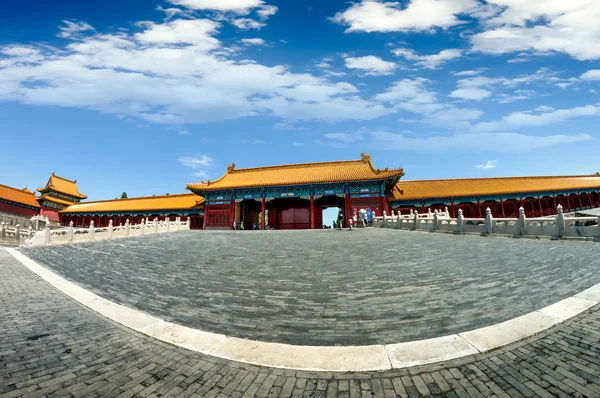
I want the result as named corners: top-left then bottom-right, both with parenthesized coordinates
top-left (0, 201), bottom-right (39, 218)
top-left (40, 206), bottom-right (60, 222)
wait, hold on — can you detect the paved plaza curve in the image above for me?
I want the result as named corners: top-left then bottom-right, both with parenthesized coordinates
top-left (19, 229), bottom-right (600, 346)
top-left (2, 247), bottom-right (600, 397)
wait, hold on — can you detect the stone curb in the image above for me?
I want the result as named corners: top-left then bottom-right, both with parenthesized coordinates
top-left (7, 248), bottom-right (600, 372)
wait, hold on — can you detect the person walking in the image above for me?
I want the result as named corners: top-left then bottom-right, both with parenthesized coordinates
top-left (233, 220), bottom-right (237, 230)
top-left (240, 221), bottom-right (244, 230)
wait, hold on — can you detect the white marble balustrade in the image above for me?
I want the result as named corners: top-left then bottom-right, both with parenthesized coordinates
top-left (373, 205), bottom-right (600, 240)
top-left (23, 217), bottom-right (191, 246)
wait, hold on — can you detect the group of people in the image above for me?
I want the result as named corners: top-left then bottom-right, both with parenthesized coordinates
top-left (232, 220), bottom-right (274, 230)
top-left (335, 208), bottom-right (372, 230)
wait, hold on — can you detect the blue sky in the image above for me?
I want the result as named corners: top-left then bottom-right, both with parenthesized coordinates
top-left (1, 0), bottom-right (599, 201)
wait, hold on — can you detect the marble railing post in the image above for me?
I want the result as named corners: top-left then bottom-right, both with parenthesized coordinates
top-left (166, 217), bottom-right (170, 231)
top-left (433, 210), bottom-right (439, 231)
top-left (457, 209), bottom-right (464, 233)
top-left (154, 218), bottom-right (158, 233)
top-left (413, 211), bottom-right (418, 230)
top-left (444, 207), bottom-right (449, 218)
top-left (125, 219), bottom-right (130, 237)
top-left (141, 219), bottom-right (145, 235)
top-left (28, 225), bottom-right (33, 240)
top-left (427, 208), bottom-right (432, 217)
top-left (1, 222), bottom-right (5, 241)
top-left (68, 221), bottom-right (74, 244)
top-left (44, 226), bottom-right (51, 244)
top-left (108, 220), bottom-right (113, 239)
top-left (396, 212), bottom-right (400, 229)
top-left (518, 207), bottom-right (527, 235)
top-left (556, 204), bottom-right (565, 237)
top-left (89, 220), bottom-right (95, 241)
top-left (485, 207), bottom-right (493, 234)
top-left (186, 217), bottom-right (191, 230)
top-left (15, 225), bottom-right (20, 243)
top-left (382, 211), bottom-right (387, 228)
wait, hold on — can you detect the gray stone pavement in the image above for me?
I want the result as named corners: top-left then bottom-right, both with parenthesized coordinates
top-left (20, 229), bottom-right (600, 345)
top-left (3, 248), bottom-right (600, 397)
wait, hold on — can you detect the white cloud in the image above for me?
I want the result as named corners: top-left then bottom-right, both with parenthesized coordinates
top-left (453, 69), bottom-right (485, 76)
top-left (323, 132), bottom-right (363, 144)
top-left (179, 154), bottom-right (214, 178)
top-left (331, 0), bottom-right (479, 33)
top-left (471, 1), bottom-right (600, 60)
top-left (535, 106), bottom-right (554, 112)
top-left (167, 0), bottom-right (263, 13)
top-left (473, 105), bottom-right (600, 133)
top-left (450, 68), bottom-right (561, 102)
top-left (0, 18), bottom-right (394, 125)
top-left (256, 5), bottom-right (278, 19)
top-left (156, 6), bottom-right (195, 20)
top-left (392, 47), bottom-right (462, 69)
top-left (240, 38), bottom-right (266, 45)
top-left (58, 20), bottom-right (95, 39)
top-left (371, 131), bottom-right (592, 152)
top-left (344, 55), bottom-right (396, 76)
top-left (231, 18), bottom-right (265, 30)
top-left (476, 160), bottom-right (496, 169)
top-left (375, 78), bottom-right (482, 128)
top-left (179, 155), bottom-right (213, 168)
top-left (450, 87), bottom-right (492, 100)
top-left (581, 69), bottom-right (600, 81)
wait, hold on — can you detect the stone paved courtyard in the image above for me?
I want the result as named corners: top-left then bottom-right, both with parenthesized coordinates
top-left (2, 247), bottom-right (600, 398)
top-left (19, 229), bottom-right (600, 346)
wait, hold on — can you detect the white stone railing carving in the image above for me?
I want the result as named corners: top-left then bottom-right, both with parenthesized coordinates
top-left (0, 223), bottom-right (35, 244)
top-left (24, 217), bottom-right (191, 246)
top-left (373, 205), bottom-right (600, 240)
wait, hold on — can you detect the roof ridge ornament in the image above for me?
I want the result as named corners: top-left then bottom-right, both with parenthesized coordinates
top-left (360, 152), bottom-right (371, 163)
top-left (227, 163), bottom-right (236, 173)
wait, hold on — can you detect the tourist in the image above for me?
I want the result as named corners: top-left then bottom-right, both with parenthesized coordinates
top-left (240, 221), bottom-right (244, 230)
top-left (233, 220), bottom-right (237, 230)
top-left (253, 223), bottom-right (257, 230)
top-left (348, 216), bottom-right (353, 230)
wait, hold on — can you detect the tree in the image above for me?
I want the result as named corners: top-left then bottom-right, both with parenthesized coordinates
top-left (121, 192), bottom-right (128, 199)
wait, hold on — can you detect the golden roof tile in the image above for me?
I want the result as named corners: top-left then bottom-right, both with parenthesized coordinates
top-left (0, 184), bottom-right (41, 208)
top-left (391, 175), bottom-right (600, 201)
top-left (38, 173), bottom-right (87, 199)
top-left (60, 193), bottom-right (204, 214)
top-left (186, 153), bottom-right (404, 192)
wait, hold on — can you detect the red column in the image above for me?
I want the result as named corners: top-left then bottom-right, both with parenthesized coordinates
top-left (309, 195), bottom-right (315, 230)
top-left (552, 194), bottom-right (557, 210)
top-left (538, 196), bottom-right (543, 217)
top-left (566, 195), bottom-right (571, 212)
top-left (230, 200), bottom-right (236, 230)
top-left (203, 205), bottom-right (209, 229)
top-left (344, 194), bottom-right (351, 226)
top-left (578, 193), bottom-right (583, 210)
top-left (477, 199), bottom-right (482, 218)
top-left (500, 198), bottom-right (505, 218)
top-left (261, 198), bottom-right (266, 230)
top-left (589, 192), bottom-right (594, 208)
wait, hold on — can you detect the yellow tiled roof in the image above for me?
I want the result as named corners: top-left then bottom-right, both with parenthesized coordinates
top-left (38, 173), bottom-right (87, 199)
top-left (22, 187), bottom-right (34, 194)
top-left (186, 153), bottom-right (404, 192)
top-left (60, 193), bottom-right (204, 214)
top-left (38, 194), bottom-right (76, 207)
top-left (391, 175), bottom-right (600, 201)
top-left (0, 184), bottom-right (41, 208)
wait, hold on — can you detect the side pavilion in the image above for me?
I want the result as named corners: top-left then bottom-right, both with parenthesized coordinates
top-left (186, 153), bottom-right (404, 230)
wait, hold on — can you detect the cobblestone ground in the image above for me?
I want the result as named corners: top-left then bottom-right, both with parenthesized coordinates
top-left (20, 229), bottom-right (600, 345)
top-left (2, 248), bottom-right (600, 397)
